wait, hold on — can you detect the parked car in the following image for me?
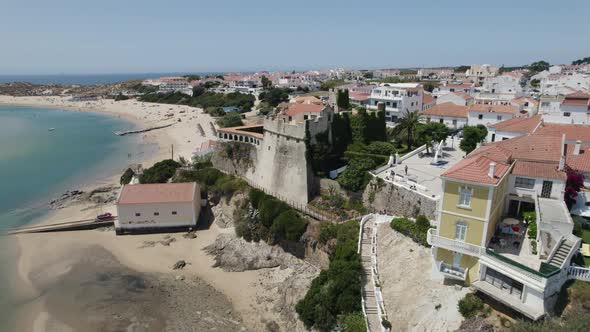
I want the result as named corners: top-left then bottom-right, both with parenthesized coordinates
top-left (96, 212), bottom-right (114, 221)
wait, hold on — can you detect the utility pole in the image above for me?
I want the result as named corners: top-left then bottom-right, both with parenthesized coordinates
top-left (171, 144), bottom-right (174, 160)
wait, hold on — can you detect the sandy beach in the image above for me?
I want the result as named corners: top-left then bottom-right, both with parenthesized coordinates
top-left (0, 96), bottom-right (311, 331)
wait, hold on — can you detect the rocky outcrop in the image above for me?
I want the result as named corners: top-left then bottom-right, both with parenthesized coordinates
top-left (50, 185), bottom-right (120, 210)
top-left (363, 178), bottom-right (438, 219)
top-left (210, 193), bottom-right (245, 228)
top-left (205, 234), bottom-right (301, 272)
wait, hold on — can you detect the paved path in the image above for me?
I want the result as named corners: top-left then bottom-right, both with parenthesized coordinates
top-left (360, 215), bottom-right (382, 331)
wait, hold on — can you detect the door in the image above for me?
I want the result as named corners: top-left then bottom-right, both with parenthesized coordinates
top-left (453, 252), bottom-right (462, 268)
top-left (508, 200), bottom-right (520, 217)
top-left (541, 181), bottom-right (553, 198)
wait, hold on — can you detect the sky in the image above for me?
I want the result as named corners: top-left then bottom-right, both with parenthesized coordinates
top-left (1, 0), bottom-right (589, 74)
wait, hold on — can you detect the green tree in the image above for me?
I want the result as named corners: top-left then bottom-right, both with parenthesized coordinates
top-left (192, 85), bottom-right (206, 97)
top-left (140, 159), bottom-right (181, 184)
top-left (337, 158), bottom-right (376, 192)
top-left (395, 110), bottom-right (423, 149)
top-left (528, 60), bottom-right (550, 73)
top-left (416, 122), bottom-right (450, 154)
top-left (337, 89), bottom-right (351, 110)
top-left (120, 168), bottom-right (135, 185)
top-left (572, 57), bottom-right (590, 65)
top-left (422, 81), bottom-right (438, 92)
top-left (454, 65), bottom-right (470, 73)
top-left (349, 108), bottom-right (370, 144)
top-left (260, 75), bottom-right (272, 89)
top-left (216, 112), bottom-right (243, 128)
top-left (460, 125), bottom-right (488, 154)
top-left (259, 87), bottom-right (290, 106)
top-left (363, 72), bottom-right (373, 79)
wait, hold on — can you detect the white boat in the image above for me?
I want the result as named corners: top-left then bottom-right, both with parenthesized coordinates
top-left (48, 128), bottom-right (56, 131)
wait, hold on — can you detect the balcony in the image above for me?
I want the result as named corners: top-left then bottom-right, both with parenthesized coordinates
top-left (437, 261), bottom-right (468, 281)
top-left (427, 228), bottom-right (485, 257)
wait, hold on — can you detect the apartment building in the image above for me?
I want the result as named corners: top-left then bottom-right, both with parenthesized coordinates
top-left (417, 68), bottom-right (454, 80)
top-left (433, 81), bottom-right (476, 98)
top-left (367, 83), bottom-right (423, 123)
top-left (480, 73), bottom-right (524, 100)
top-left (541, 91), bottom-right (590, 124)
top-left (466, 64), bottom-right (500, 85)
top-left (540, 73), bottom-right (590, 96)
top-left (428, 132), bottom-right (590, 319)
top-left (436, 91), bottom-right (474, 106)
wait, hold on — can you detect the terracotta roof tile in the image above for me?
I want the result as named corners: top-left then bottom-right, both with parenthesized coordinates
top-left (512, 161), bottom-right (566, 180)
top-left (535, 123), bottom-right (590, 143)
top-left (442, 155), bottom-right (510, 184)
top-left (420, 102), bottom-right (468, 118)
top-left (489, 115), bottom-right (542, 134)
top-left (566, 144), bottom-right (590, 172)
top-left (284, 103), bottom-right (325, 116)
top-left (422, 93), bottom-right (435, 105)
top-left (469, 104), bottom-right (520, 115)
top-left (118, 183), bottom-right (196, 205)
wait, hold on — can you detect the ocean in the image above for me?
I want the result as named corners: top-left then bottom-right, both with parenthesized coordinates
top-left (0, 72), bottom-right (222, 86)
top-left (0, 104), bottom-right (157, 329)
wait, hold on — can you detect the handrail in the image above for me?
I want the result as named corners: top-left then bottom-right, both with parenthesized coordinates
top-left (485, 249), bottom-right (560, 280)
top-left (568, 266), bottom-right (590, 281)
top-left (427, 228), bottom-right (485, 256)
top-left (546, 235), bottom-right (564, 264)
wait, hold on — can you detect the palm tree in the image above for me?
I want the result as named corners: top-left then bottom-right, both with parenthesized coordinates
top-left (395, 110), bottom-right (422, 150)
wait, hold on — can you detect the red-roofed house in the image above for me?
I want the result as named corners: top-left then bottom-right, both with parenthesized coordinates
top-left (422, 92), bottom-right (436, 111)
top-left (420, 102), bottom-right (468, 129)
top-left (468, 103), bottom-right (522, 126)
top-left (487, 115), bottom-right (543, 142)
top-left (433, 81), bottom-right (476, 98)
top-left (116, 182), bottom-right (201, 234)
top-left (429, 131), bottom-right (583, 320)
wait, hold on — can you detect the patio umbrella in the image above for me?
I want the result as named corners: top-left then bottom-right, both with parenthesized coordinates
top-left (503, 217), bottom-right (520, 225)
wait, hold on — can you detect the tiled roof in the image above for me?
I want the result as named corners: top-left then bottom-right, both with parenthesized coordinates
top-left (511, 96), bottom-right (538, 106)
top-left (446, 83), bottom-right (473, 88)
top-left (293, 96), bottom-right (321, 105)
top-left (422, 93), bottom-right (435, 105)
top-left (118, 183), bottom-right (196, 205)
top-left (454, 91), bottom-right (474, 100)
top-left (469, 104), bottom-right (520, 115)
top-left (512, 161), bottom-right (566, 180)
top-left (565, 144), bottom-right (590, 172)
top-left (442, 155), bottom-right (511, 184)
top-left (349, 91), bottom-right (371, 101)
top-left (420, 102), bottom-right (468, 118)
top-left (489, 115), bottom-right (542, 134)
top-left (284, 103), bottom-right (325, 116)
top-left (535, 123), bottom-right (590, 143)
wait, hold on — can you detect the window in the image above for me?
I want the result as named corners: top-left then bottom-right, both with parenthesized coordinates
top-left (478, 114), bottom-right (483, 120)
top-left (172, 211), bottom-right (177, 215)
top-left (515, 177), bottom-right (535, 189)
top-left (426, 117), bottom-right (431, 122)
top-left (154, 212), bottom-right (159, 216)
top-left (452, 119), bottom-right (457, 126)
top-left (564, 112), bottom-right (571, 117)
top-left (455, 222), bottom-right (467, 241)
top-left (135, 213), bottom-right (141, 217)
top-left (458, 187), bottom-right (472, 207)
top-left (439, 119), bottom-right (444, 124)
top-left (496, 115), bottom-right (502, 121)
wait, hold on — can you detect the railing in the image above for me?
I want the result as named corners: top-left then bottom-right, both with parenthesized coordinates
top-left (427, 228), bottom-right (485, 256)
top-left (545, 235), bottom-right (564, 265)
top-left (438, 261), bottom-right (468, 280)
top-left (484, 249), bottom-right (561, 284)
top-left (568, 266), bottom-right (590, 281)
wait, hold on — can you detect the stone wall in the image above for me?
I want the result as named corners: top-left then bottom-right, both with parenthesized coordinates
top-left (363, 178), bottom-right (438, 220)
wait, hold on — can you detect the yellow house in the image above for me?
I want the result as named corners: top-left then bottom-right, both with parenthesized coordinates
top-left (427, 134), bottom-right (586, 320)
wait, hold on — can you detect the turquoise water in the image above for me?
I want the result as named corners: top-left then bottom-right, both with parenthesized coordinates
top-left (0, 105), bottom-right (156, 329)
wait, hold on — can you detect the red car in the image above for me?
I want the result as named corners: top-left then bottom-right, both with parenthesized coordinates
top-left (96, 212), bottom-right (114, 221)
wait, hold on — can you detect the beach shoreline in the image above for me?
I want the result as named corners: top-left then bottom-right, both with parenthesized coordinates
top-left (0, 96), bottom-right (270, 331)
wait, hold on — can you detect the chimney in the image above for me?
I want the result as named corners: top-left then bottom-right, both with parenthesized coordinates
top-left (559, 134), bottom-right (566, 171)
top-left (488, 162), bottom-right (496, 178)
top-left (574, 140), bottom-right (582, 155)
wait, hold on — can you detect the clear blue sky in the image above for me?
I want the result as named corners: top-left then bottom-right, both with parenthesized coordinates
top-left (1, 0), bottom-right (589, 74)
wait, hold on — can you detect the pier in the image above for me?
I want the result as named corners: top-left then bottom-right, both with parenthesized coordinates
top-left (3, 217), bottom-right (117, 235)
top-left (115, 123), bottom-right (175, 136)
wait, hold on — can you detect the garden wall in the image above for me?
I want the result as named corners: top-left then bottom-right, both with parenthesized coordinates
top-left (362, 178), bottom-right (438, 220)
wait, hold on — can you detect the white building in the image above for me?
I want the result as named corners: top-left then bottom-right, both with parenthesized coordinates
top-left (468, 103), bottom-right (521, 126)
top-left (486, 115), bottom-right (543, 143)
top-left (541, 91), bottom-right (590, 124)
top-left (481, 73), bottom-right (524, 100)
top-left (433, 81), bottom-right (476, 98)
top-left (436, 91), bottom-right (474, 106)
top-left (466, 64), bottom-right (499, 85)
top-left (420, 102), bottom-right (468, 130)
top-left (540, 73), bottom-right (590, 96)
top-left (367, 83), bottom-right (423, 123)
top-left (116, 182), bottom-right (201, 235)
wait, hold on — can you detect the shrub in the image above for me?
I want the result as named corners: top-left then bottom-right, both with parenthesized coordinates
top-left (522, 211), bottom-right (536, 224)
top-left (259, 198), bottom-right (290, 228)
top-left (390, 216), bottom-right (431, 247)
top-left (270, 210), bottom-right (308, 243)
top-left (248, 188), bottom-right (266, 209)
top-left (120, 168), bottom-right (135, 185)
top-left (216, 112), bottom-right (243, 128)
top-left (319, 223), bottom-right (338, 245)
top-left (296, 220), bottom-right (362, 331)
top-left (458, 293), bottom-right (484, 318)
top-left (527, 222), bottom-right (537, 239)
top-left (531, 240), bottom-right (538, 255)
top-left (341, 312), bottom-right (366, 332)
top-left (140, 159), bottom-right (180, 183)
